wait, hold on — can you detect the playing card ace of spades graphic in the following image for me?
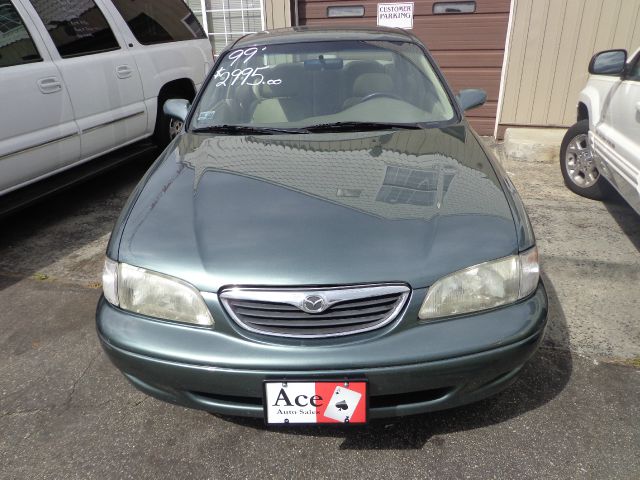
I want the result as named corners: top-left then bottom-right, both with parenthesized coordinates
top-left (322, 386), bottom-right (363, 423)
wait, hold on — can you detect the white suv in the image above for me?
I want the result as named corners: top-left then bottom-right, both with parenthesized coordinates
top-left (560, 47), bottom-right (640, 215)
top-left (0, 0), bottom-right (212, 200)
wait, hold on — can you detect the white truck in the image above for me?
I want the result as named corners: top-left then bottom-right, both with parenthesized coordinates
top-left (0, 0), bottom-right (213, 205)
top-left (560, 47), bottom-right (640, 215)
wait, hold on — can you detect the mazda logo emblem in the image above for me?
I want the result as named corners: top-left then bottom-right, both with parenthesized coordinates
top-left (301, 295), bottom-right (327, 313)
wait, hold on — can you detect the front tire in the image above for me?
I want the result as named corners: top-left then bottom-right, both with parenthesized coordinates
top-left (560, 119), bottom-right (611, 200)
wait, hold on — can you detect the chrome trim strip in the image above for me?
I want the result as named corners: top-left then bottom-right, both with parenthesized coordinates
top-left (0, 110), bottom-right (145, 160)
top-left (82, 110), bottom-right (145, 134)
top-left (219, 284), bottom-right (411, 338)
top-left (0, 132), bottom-right (78, 160)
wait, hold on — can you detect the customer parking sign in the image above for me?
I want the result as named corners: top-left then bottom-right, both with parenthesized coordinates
top-left (377, 2), bottom-right (414, 29)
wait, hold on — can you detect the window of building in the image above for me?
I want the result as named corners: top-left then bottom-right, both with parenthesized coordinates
top-left (376, 166), bottom-right (456, 207)
top-left (111, 0), bottom-right (206, 45)
top-left (189, 0), bottom-right (264, 54)
top-left (433, 1), bottom-right (476, 14)
top-left (30, 0), bottom-right (120, 58)
top-left (0, 1), bottom-right (42, 68)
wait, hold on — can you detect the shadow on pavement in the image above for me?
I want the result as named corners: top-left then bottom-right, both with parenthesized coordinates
top-left (604, 194), bottom-right (640, 253)
top-left (0, 152), bottom-right (156, 291)
top-left (213, 274), bottom-right (572, 450)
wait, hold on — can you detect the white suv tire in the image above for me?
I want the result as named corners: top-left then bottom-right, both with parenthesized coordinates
top-left (560, 119), bottom-right (613, 200)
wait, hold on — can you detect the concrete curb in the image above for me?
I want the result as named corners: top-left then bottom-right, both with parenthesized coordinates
top-left (503, 127), bottom-right (567, 163)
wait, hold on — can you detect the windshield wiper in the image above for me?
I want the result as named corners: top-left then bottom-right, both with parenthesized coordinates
top-left (192, 122), bottom-right (423, 135)
top-left (304, 121), bottom-right (423, 132)
top-left (191, 125), bottom-right (307, 135)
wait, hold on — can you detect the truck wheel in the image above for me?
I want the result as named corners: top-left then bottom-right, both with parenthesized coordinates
top-left (560, 119), bottom-right (611, 200)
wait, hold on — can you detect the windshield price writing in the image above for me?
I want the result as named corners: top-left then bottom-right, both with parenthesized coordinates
top-left (214, 47), bottom-right (282, 87)
top-left (215, 66), bottom-right (282, 87)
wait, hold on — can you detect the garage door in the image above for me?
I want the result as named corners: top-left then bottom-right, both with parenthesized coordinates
top-left (298, 0), bottom-right (511, 135)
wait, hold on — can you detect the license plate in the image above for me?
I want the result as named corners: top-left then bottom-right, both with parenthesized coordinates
top-left (264, 380), bottom-right (368, 425)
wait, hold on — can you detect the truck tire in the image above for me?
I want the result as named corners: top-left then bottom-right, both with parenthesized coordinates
top-left (560, 119), bottom-right (612, 200)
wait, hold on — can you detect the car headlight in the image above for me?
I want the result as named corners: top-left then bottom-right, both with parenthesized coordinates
top-left (102, 258), bottom-right (214, 326)
top-left (419, 247), bottom-right (539, 320)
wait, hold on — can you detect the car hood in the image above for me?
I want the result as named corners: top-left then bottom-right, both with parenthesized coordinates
top-left (117, 127), bottom-right (517, 291)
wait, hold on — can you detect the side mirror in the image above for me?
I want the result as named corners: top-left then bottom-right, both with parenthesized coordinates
top-left (457, 89), bottom-right (486, 112)
top-left (163, 99), bottom-right (190, 122)
top-left (589, 49), bottom-right (627, 75)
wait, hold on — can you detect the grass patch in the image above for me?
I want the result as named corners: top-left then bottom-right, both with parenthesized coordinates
top-left (606, 357), bottom-right (640, 368)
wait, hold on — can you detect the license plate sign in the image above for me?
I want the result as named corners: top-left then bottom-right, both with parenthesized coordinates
top-left (264, 381), bottom-right (367, 424)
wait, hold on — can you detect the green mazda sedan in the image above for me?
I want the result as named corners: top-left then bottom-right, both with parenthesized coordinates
top-left (97, 27), bottom-right (547, 424)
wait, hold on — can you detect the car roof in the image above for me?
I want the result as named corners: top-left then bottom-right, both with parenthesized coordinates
top-left (231, 26), bottom-right (421, 49)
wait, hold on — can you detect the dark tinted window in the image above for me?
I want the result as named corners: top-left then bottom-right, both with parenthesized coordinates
top-left (0, 1), bottom-right (42, 68)
top-left (30, 0), bottom-right (119, 58)
top-left (111, 0), bottom-right (206, 45)
top-left (629, 55), bottom-right (640, 81)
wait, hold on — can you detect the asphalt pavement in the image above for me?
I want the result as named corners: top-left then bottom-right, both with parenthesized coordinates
top-left (0, 146), bottom-right (638, 480)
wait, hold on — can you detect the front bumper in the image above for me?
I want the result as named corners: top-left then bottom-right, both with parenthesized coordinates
top-left (96, 283), bottom-right (548, 419)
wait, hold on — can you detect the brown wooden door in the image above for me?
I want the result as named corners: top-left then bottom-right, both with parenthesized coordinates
top-left (298, 0), bottom-right (511, 135)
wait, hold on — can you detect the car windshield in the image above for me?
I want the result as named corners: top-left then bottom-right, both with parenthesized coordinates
top-left (190, 40), bottom-right (456, 131)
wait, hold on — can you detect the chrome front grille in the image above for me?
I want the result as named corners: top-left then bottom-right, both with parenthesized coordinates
top-left (220, 284), bottom-right (410, 338)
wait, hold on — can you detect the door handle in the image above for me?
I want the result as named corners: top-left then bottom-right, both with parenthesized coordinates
top-left (116, 65), bottom-right (133, 79)
top-left (37, 77), bottom-right (62, 94)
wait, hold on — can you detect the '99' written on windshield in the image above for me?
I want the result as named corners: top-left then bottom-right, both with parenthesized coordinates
top-left (214, 47), bottom-right (283, 87)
